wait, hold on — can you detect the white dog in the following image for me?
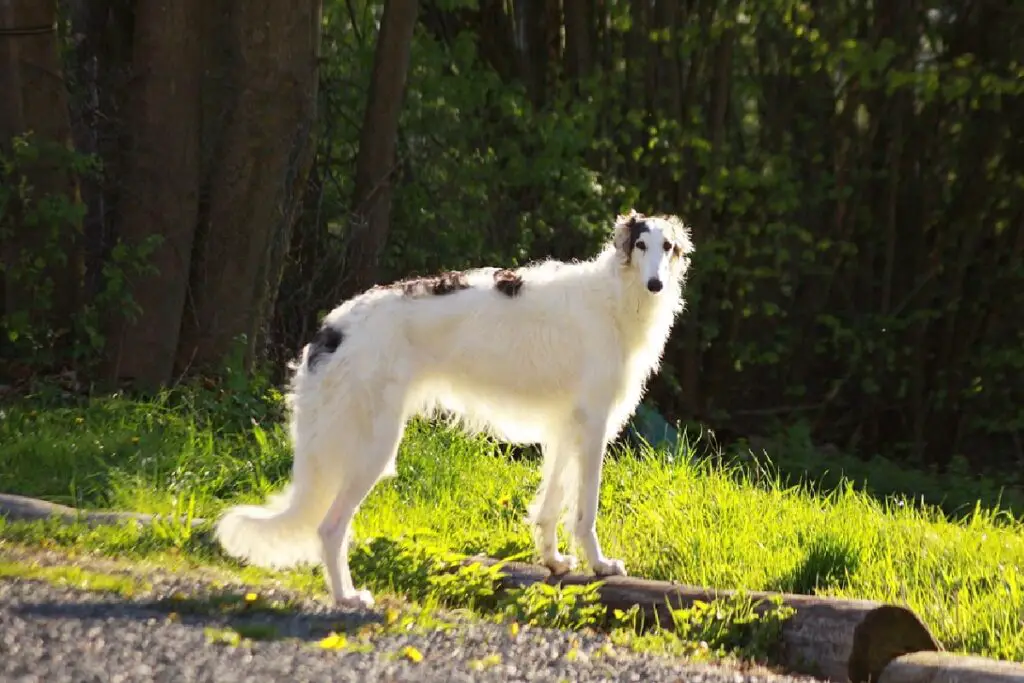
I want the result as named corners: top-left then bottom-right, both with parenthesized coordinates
top-left (214, 210), bottom-right (694, 608)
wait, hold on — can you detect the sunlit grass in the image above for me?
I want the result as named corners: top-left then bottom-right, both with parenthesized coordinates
top-left (1, 393), bottom-right (1022, 661)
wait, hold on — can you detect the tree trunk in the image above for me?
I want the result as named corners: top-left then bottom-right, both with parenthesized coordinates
top-left (679, 0), bottom-right (735, 419)
top-left (101, 0), bottom-right (203, 388)
top-left (0, 0), bottom-right (82, 357)
top-left (337, 0), bottom-right (418, 301)
top-left (513, 0), bottom-right (548, 108)
top-left (174, 0), bottom-right (322, 375)
top-left (60, 0), bottom-right (127, 306)
top-left (563, 0), bottom-right (594, 84)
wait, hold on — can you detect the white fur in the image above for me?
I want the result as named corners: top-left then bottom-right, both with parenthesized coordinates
top-left (214, 211), bottom-right (694, 608)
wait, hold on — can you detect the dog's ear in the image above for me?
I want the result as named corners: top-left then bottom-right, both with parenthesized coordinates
top-left (660, 215), bottom-right (694, 276)
top-left (612, 210), bottom-right (646, 257)
top-left (664, 215), bottom-right (694, 258)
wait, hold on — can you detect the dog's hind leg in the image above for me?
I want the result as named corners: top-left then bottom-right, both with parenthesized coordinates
top-left (567, 406), bottom-right (628, 577)
top-left (527, 439), bottom-right (578, 575)
top-left (317, 402), bottom-right (408, 609)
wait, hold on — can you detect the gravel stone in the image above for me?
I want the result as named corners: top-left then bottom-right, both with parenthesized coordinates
top-left (0, 551), bottom-right (824, 683)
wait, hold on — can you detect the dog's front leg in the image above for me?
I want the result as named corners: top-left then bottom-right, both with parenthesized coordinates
top-left (571, 411), bottom-right (627, 577)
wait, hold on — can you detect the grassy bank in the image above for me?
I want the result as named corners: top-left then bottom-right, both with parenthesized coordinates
top-left (1, 389), bottom-right (1022, 662)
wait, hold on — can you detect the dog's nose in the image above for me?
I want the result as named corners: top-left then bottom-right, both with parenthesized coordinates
top-left (646, 278), bottom-right (663, 292)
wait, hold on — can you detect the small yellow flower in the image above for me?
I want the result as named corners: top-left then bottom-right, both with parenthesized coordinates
top-left (318, 632), bottom-right (348, 650)
top-left (75, 417), bottom-right (84, 424)
top-left (508, 621), bottom-right (520, 638)
top-left (402, 645), bottom-right (423, 663)
top-left (469, 653), bottom-right (502, 671)
top-left (131, 436), bottom-right (140, 444)
top-left (244, 592), bottom-right (259, 603)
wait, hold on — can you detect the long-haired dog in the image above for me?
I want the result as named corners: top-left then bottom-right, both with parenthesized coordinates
top-left (215, 210), bottom-right (694, 608)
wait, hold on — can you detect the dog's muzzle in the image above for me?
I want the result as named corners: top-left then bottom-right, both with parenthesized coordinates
top-left (646, 278), bottom-right (663, 293)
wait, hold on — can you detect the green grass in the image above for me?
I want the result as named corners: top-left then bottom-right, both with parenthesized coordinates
top-left (1, 391), bottom-right (1023, 662)
top-left (721, 425), bottom-right (1024, 522)
top-left (0, 560), bottom-right (149, 597)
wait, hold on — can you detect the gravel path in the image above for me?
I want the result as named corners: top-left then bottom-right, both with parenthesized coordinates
top-left (0, 549), bottom-right (822, 683)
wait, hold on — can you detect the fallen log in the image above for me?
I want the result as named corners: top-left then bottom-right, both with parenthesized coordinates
top-left (462, 555), bottom-right (941, 683)
top-left (878, 651), bottom-right (1024, 683)
top-left (0, 493), bottom-right (207, 529)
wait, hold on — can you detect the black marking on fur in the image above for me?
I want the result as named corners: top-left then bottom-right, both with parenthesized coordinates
top-left (619, 211), bottom-right (650, 264)
top-left (493, 269), bottom-right (524, 297)
top-left (306, 325), bottom-right (344, 371)
top-left (391, 271), bottom-right (471, 297)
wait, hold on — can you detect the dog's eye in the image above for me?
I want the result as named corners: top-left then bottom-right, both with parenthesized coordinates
top-left (636, 241), bottom-right (647, 251)
top-left (663, 240), bottom-right (672, 253)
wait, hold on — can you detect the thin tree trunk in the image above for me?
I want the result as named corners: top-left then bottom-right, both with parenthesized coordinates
top-left (680, 0), bottom-right (735, 418)
top-left (563, 0), bottom-right (594, 83)
top-left (514, 0), bottom-right (547, 107)
top-left (338, 0), bottom-right (419, 301)
top-left (102, 0), bottom-right (203, 388)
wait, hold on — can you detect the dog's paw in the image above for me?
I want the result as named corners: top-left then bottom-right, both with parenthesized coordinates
top-left (335, 588), bottom-right (375, 610)
top-left (543, 553), bottom-right (578, 575)
top-left (592, 557), bottom-right (627, 577)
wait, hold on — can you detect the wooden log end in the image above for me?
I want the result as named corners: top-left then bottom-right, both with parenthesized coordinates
top-left (878, 651), bottom-right (1024, 683)
top-left (849, 604), bottom-right (943, 683)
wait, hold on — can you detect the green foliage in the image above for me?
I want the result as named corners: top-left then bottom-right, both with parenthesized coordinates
top-left (500, 582), bottom-right (606, 632)
top-left (5, 0), bottom-right (1009, 475)
top-left (670, 594), bottom-right (794, 662)
top-left (772, 531), bottom-right (862, 595)
top-left (287, 0), bottom-right (1024, 472)
top-left (349, 533), bottom-right (466, 605)
top-left (0, 133), bottom-right (90, 357)
top-left (388, 30), bottom-right (616, 272)
top-left (88, 233), bottom-right (164, 349)
top-left (165, 336), bottom-right (287, 432)
top-left (729, 427), bottom-right (1024, 522)
top-left (610, 593), bottom-right (795, 663)
top-left (426, 560), bottom-right (506, 612)
top-left (0, 132), bottom-right (161, 374)
top-left (3, 0), bottom-right (1013, 475)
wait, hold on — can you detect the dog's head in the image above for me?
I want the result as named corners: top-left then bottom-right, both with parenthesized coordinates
top-left (613, 210), bottom-right (694, 293)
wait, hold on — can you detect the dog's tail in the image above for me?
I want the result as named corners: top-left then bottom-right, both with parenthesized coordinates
top-left (213, 464), bottom-right (335, 569)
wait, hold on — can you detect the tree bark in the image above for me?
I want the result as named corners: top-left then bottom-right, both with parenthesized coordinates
top-left (563, 0), bottom-right (594, 83)
top-left (338, 0), bottom-right (418, 301)
top-left (101, 0), bottom-right (203, 388)
top-left (60, 0), bottom-right (128, 306)
top-left (0, 0), bottom-right (82, 355)
top-left (174, 0), bottom-right (322, 374)
top-left (513, 0), bottom-right (547, 107)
